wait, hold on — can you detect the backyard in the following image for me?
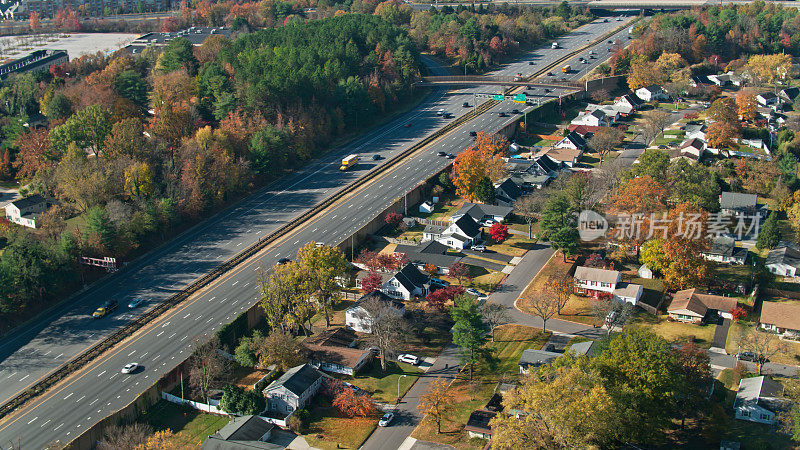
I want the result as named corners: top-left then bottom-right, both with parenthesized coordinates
top-left (343, 360), bottom-right (422, 403)
top-left (144, 401), bottom-right (230, 448)
top-left (303, 396), bottom-right (382, 450)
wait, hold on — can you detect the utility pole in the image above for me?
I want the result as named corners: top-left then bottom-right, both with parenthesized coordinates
top-left (180, 370), bottom-right (184, 403)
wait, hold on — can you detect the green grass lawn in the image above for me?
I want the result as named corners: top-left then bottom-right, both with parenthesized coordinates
top-left (632, 316), bottom-right (717, 348)
top-left (485, 234), bottom-right (536, 258)
top-left (143, 400), bottom-right (230, 448)
top-left (343, 360), bottom-right (422, 403)
top-left (304, 396), bottom-right (381, 450)
top-left (423, 200), bottom-right (466, 221)
top-left (486, 324), bottom-right (552, 375)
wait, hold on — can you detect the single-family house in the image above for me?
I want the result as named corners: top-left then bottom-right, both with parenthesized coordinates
top-left (638, 264), bottom-right (654, 279)
top-left (571, 109), bottom-right (612, 127)
top-left (741, 138), bottom-right (766, 151)
top-left (689, 75), bottom-right (711, 87)
top-left (765, 246), bottom-right (800, 277)
top-left (574, 266), bottom-right (620, 297)
top-left (757, 92), bottom-right (779, 107)
top-left (779, 87), bottom-right (799, 103)
top-left (708, 73), bottom-right (734, 87)
top-left (346, 291), bottom-right (405, 333)
top-left (305, 343), bottom-right (372, 376)
top-left (678, 138), bottom-right (705, 161)
top-left (394, 241), bottom-right (463, 274)
top-left (263, 364), bottom-right (326, 416)
top-left (201, 415), bottom-right (280, 450)
top-left (4, 195), bottom-right (55, 229)
top-left (518, 349), bottom-right (560, 374)
top-left (734, 376), bottom-right (785, 425)
top-left (494, 178), bottom-right (523, 206)
top-left (506, 156), bottom-right (560, 190)
top-left (567, 124), bottom-right (600, 137)
top-left (423, 214), bottom-right (482, 250)
top-left (615, 93), bottom-right (645, 113)
top-left (684, 123), bottom-right (706, 141)
top-left (759, 301), bottom-right (800, 339)
top-left (584, 104), bottom-right (621, 123)
top-left (569, 340), bottom-right (600, 357)
top-left (635, 85), bottom-right (668, 102)
top-left (419, 201), bottom-right (434, 214)
top-left (613, 282), bottom-right (644, 306)
top-left (719, 192), bottom-right (759, 217)
top-left (667, 288), bottom-right (739, 324)
top-left (464, 409), bottom-right (495, 440)
top-left (451, 203), bottom-right (513, 224)
top-left (381, 263), bottom-right (432, 300)
top-left (700, 236), bottom-right (748, 265)
top-left (554, 131), bottom-right (587, 151)
top-left (537, 147), bottom-right (583, 168)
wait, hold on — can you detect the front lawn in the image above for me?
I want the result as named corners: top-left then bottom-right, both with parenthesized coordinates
top-left (423, 199), bottom-right (466, 221)
top-left (303, 397), bottom-right (381, 450)
top-left (144, 401), bottom-right (230, 448)
top-left (344, 360), bottom-right (422, 403)
top-left (485, 234), bottom-right (536, 258)
top-left (487, 324), bottom-right (552, 375)
top-left (632, 316), bottom-right (717, 349)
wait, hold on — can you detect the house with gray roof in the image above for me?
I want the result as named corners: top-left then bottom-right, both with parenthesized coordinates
top-left (518, 349), bottom-right (560, 374)
top-left (719, 192), bottom-right (760, 217)
top-left (765, 246), bottom-right (800, 277)
top-left (262, 364), bottom-right (326, 416)
top-left (700, 236), bottom-right (748, 265)
top-left (393, 241), bottom-right (463, 274)
top-left (201, 415), bottom-right (280, 450)
top-left (451, 202), bottom-right (513, 224)
top-left (494, 178), bottom-right (523, 206)
top-left (423, 215), bottom-right (482, 250)
top-left (381, 263), bottom-right (432, 300)
top-left (4, 195), bottom-right (55, 229)
top-left (734, 376), bottom-right (786, 425)
top-left (555, 131), bottom-right (587, 151)
top-left (569, 340), bottom-right (600, 357)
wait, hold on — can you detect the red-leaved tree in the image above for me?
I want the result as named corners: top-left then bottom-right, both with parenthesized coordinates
top-left (448, 262), bottom-right (471, 285)
top-left (385, 212), bottom-right (403, 227)
top-left (729, 306), bottom-right (747, 322)
top-left (425, 285), bottom-right (465, 310)
top-left (333, 388), bottom-right (377, 418)
top-left (361, 271), bottom-right (383, 294)
top-left (488, 223), bottom-right (510, 242)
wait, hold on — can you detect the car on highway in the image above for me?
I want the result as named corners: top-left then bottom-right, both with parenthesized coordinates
top-left (512, 109), bottom-right (520, 114)
top-left (608, 40), bottom-right (614, 44)
top-left (589, 50), bottom-right (595, 55)
top-left (462, 102), bottom-right (470, 107)
top-left (437, 109), bottom-right (445, 116)
top-left (403, 123), bottom-right (412, 128)
top-left (371, 154), bottom-right (382, 161)
top-left (93, 299), bottom-right (118, 318)
top-left (121, 363), bottom-right (139, 374)
top-left (378, 412), bottom-right (394, 427)
top-left (437, 151), bottom-right (447, 157)
top-left (582, 59), bottom-right (589, 64)
top-left (446, 153), bottom-right (456, 159)
top-left (471, 244), bottom-right (486, 252)
top-left (277, 257), bottom-right (292, 265)
top-left (546, 72), bottom-right (553, 76)
top-left (469, 131), bottom-right (477, 137)
top-left (544, 88), bottom-right (552, 93)
top-left (398, 354), bottom-right (420, 365)
top-left (528, 61), bottom-right (535, 65)
top-left (617, 17), bottom-right (623, 21)
top-left (127, 298), bottom-right (144, 309)
top-left (603, 18), bottom-right (608, 22)
top-left (498, 112), bottom-right (507, 117)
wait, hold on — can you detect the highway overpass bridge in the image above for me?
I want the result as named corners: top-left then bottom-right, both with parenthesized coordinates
top-left (415, 75), bottom-right (584, 90)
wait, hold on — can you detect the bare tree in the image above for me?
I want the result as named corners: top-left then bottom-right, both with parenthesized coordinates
top-left (362, 297), bottom-right (409, 372)
top-left (590, 88), bottom-right (610, 103)
top-left (514, 193), bottom-right (547, 238)
top-left (736, 328), bottom-right (788, 375)
top-left (525, 292), bottom-right (560, 333)
top-left (591, 300), bottom-right (633, 335)
top-left (98, 423), bottom-right (153, 450)
top-left (641, 109), bottom-right (673, 145)
top-left (188, 334), bottom-right (229, 403)
top-left (481, 302), bottom-right (510, 342)
top-left (544, 276), bottom-right (573, 315)
top-left (588, 127), bottom-right (625, 164)
top-left (593, 157), bottom-right (627, 196)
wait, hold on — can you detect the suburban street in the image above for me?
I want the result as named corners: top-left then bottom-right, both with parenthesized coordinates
top-left (0, 17), bottom-right (636, 449)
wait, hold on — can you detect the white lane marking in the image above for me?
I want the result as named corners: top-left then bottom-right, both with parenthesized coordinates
top-left (183, 313), bottom-right (191, 319)
top-left (89, 398), bottom-right (99, 406)
top-left (54, 423), bottom-right (64, 431)
top-left (128, 350), bottom-right (136, 356)
top-left (161, 321), bottom-right (171, 328)
top-left (232, 280), bottom-right (239, 286)
top-left (97, 370), bottom-right (106, 377)
top-left (156, 331), bottom-right (164, 337)
top-left (27, 416), bottom-right (37, 425)
top-left (41, 419), bottom-right (51, 428)
top-left (19, 374), bottom-right (29, 381)
top-left (64, 393), bottom-right (73, 400)
top-left (168, 333), bottom-right (177, 339)
top-left (76, 395), bottom-right (85, 402)
top-left (180, 335), bottom-right (188, 341)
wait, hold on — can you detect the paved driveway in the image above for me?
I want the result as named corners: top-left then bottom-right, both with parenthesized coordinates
top-left (461, 256), bottom-right (506, 272)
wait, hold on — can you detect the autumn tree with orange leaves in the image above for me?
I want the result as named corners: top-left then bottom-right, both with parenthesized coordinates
top-left (452, 132), bottom-right (506, 201)
top-left (611, 175), bottom-right (668, 214)
top-left (735, 89), bottom-right (758, 122)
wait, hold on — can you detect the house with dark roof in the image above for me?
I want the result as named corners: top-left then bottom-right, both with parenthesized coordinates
top-left (678, 138), bottom-right (705, 161)
top-left (757, 92), bottom-right (779, 107)
top-left (779, 87), bottom-right (800, 103)
top-left (700, 236), bottom-right (748, 265)
top-left (518, 349), bottom-right (560, 374)
top-left (304, 343), bottom-right (372, 376)
top-left (569, 340), bottom-right (600, 357)
top-left (765, 246), bottom-right (800, 277)
top-left (667, 288), bottom-right (739, 324)
top-left (759, 301), bottom-right (800, 339)
top-left (201, 415), bottom-right (280, 450)
top-left (734, 376), bottom-right (786, 425)
top-left (616, 93), bottom-right (645, 112)
top-left (346, 291), bottom-right (405, 333)
top-left (689, 74), bottom-right (712, 87)
top-left (451, 203), bottom-right (513, 224)
top-left (494, 178), bottom-right (523, 206)
top-left (567, 124), bottom-right (600, 137)
top-left (719, 192), bottom-right (760, 217)
top-left (635, 85), bottom-right (668, 102)
top-left (381, 263), bottom-right (432, 300)
top-left (464, 409), bottom-right (495, 440)
top-left (4, 195), bottom-right (55, 229)
top-left (304, 327), bottom-right (358, 348)
top-left (394, 241), bottom-right (463, 274)
top-left (423, 214), bottom-right (482, 250)
top-left (571, 108), bottom-right (613, 127)
top-left (554, 131), bottom-right (587, 151)
top-left (262, 364), bottom-right (326, 416)
top-left (506, 155), bottom-right (560, 190)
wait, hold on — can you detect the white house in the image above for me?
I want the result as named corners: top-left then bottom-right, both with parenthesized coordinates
top-left (4, 195), bottom-right (54, 229)
top-left (765, 246), bottom-right (800, 277)
top-left (571, 109), bottom-right (612, 127)
top-left (679, 138), bottom-right (705, 161)
top-left (684, 124), bottom-right (706, 142)
top-left (494, 178), bottom-right (523, 206)
top-left (419, 201), bottom-right (434, 214)
top-left (423, 214), bottom-right (483, 250)
top-left (666, 289), bottom-right (738, 324)
top-left (638, 264), bottom-right (653, 279)
top-left (700, 236), bottom-right (748, 265)
top-left (573, 266), bottom-right (642, 305)
top-left (381, 263), bottom-right (431, 300)
top-left (263, 364), bottom-right (326, 416)
top-left (759, 301), bottom-right (800, 339)
top-left (584, 104), bottom-right (621, 123)
top-left (202, 415), bottom-right (275, 448)
top-left (518, 349), bottom-right (560, 374)
top-left (554, 131), bottom-right (587, 151)
top-left (734, 376), bottom-right (785, 425)
top-left (756, 92), bottom-right (779, 107)
top-left (345, 291), bottom-right (405, 333)
top-left (635, 85), bottom-right (668, 102)
top-left (615, 93), bottom-right (644, 114)
top-left (305, 344), bottom-right (372, 376)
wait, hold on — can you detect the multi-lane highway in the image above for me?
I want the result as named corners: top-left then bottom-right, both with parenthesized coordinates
top-left (0, 16), bottom-right (634, 448)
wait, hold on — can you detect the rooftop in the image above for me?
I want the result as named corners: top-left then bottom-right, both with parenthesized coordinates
top-left (574, 266), bottom-right (620, 284)
top-left (760, 301), bottom-right (800, 331)
top-left (518, 349), bottom-right (560, 369)
top-left (765, 246), bottom-right (800, 270)
top-left (263, 364), bottom-right (324, 397)
top-left (719, 192), bottom-right (758, 211)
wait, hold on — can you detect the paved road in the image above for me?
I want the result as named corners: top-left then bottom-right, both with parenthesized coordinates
top-left (0, 17), bottom-right (635, 449)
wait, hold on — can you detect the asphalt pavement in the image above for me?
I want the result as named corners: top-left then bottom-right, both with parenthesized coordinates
top-left (0, 17), bottom-right (636, 449)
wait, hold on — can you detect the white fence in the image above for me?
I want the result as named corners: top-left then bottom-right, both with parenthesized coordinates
top-left (161, 391), bottom-right (227, 415)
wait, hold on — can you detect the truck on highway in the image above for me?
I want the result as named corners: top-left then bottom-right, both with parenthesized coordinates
top-left (561, 64), bottom-right (571, 73)
top-left (93, 299), bottom-right (118, 318)
top-left (339, 154), bottom-right (359, 171)
top-left (551, 42), bottom-right (559, 49)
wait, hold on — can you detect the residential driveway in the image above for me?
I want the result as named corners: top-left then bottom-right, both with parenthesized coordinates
top-left (460, 248), bottom-right (514, 264)
top-left (712, 317), bottom-right (731, 350)
top-left (0, 186), bottom-right (20, 208)
top-left (462, 256), bottom-right (506, 272)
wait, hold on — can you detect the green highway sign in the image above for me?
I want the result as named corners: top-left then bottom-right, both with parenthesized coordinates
top-left (512, 93), bottom-right (526, 102)
top-left (493, 94), bottom-right (505, 101)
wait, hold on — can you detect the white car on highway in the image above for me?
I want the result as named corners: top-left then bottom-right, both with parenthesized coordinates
top-left (121, 363), bottom-right (139, 374)
top-left (397, 354), bottom-right (420, 365)
top-left (128, 298), bottom-right (144, 309)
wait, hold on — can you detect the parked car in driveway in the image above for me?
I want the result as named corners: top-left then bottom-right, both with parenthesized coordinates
top-left (471, 244), bottom-right (486, 252)
top-left (379, 412), bottom-right (394, 427)
top-left (398, 354), bottom-right (420, 365)
top-left (446, 153), bottom-right (456, 159)
top-left (736, 351), bottom-right (761, 362)
top-left (121, 363), bottom-right (139, 374)
top-left (480, 218), bottom-right (498, 227)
